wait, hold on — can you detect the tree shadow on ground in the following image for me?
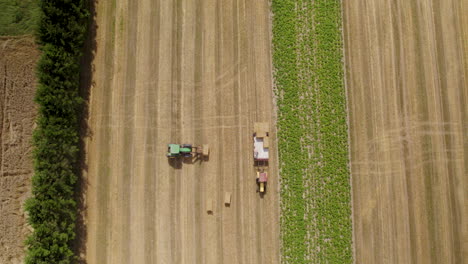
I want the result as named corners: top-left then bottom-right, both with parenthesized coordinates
top-left (74, 0), bottom-right (97, 263)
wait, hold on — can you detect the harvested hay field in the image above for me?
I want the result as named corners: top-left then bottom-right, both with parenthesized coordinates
top-left (343, 0), bottom-right (467, 263)
top-left (83, 0), bottom-right (280, 263)
top-left (0, 36), bottom-right (39, 264)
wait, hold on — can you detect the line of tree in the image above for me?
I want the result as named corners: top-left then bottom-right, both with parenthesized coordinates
top-left (24, 0), bottom-right (89, 263)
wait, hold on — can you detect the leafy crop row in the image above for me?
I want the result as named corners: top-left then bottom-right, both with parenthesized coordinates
top-left (272, 0), bottom-right (353, 263)
top-left (24, 0), bottom-right (89, 263)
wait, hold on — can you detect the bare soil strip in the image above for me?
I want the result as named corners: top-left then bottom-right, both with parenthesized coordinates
top-left (343, 0), bottom-right (467, 263)
top-left (84, 0), bottom-right (280, 263)
top-left (0, 37), bottom-right (39, 264)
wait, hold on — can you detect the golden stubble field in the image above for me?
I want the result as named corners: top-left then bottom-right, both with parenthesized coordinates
top-left (343, 0), bottom-right (467, 263)
top-left (83, 0), bottom-right (280, 263)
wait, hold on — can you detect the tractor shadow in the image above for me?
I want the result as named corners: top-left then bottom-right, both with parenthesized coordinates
top-left (192, 155), bottom-right (209, 164)
top-left (167, 155), bottom-right (209, 169)
top-left (259, 190), bottom-right (266, 198)
top-left (256, 183), bottom-right (267, 198)
top-left (168, 158), bottom-right (183, 169)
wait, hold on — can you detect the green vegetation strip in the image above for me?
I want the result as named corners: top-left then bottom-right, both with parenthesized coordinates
top-left (0, 0), bottom-right (40, 36)
top-left (272, 0), bottom-right (352, 263)
top-left (24, 0), bottom-right (89, 263)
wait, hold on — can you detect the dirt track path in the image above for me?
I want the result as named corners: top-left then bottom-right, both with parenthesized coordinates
top-left (84, 1), bottom-right (280, 263)
top-left (343, 0), bottom-right (467, 263)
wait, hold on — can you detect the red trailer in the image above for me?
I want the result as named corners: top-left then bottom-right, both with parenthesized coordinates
top-left (256, 171), bottom-right (268, 193)
top-left (253, 122), bottom-right (269, 193)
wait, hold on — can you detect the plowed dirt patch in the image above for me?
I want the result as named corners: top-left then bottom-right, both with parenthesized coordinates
top-left (0, 36), bottom-right (39, 264)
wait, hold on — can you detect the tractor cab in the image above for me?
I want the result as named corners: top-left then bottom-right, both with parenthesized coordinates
top-left (167, 144), bottom-right (192, 158)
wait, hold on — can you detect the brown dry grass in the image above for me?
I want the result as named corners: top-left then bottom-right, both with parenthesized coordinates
top-left (343, 0), bottom-right (467, 263)
top-left (0, 36), bottom-right (39, 264)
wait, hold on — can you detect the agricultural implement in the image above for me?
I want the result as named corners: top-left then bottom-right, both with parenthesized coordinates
top-left (166, 144), bottom-right (210, 159)
top-left (253, 122), bottom-right (269, 193)
top-left (256, 170), bottom-right (268, 193)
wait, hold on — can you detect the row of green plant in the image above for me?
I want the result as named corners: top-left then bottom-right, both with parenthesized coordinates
top-left (0, 0), bottom-right (40, 36)
top-left (24, 0), bottom-right (89, 263)
top-left (272, 0), bottom-right (353, 263)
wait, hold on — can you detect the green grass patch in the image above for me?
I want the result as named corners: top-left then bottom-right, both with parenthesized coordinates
top-left (0, 0), bottom-right (40, 35)
top-left (272, 0), bottom-right (353, 263)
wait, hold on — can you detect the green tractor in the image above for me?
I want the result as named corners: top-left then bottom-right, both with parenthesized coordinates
top-left (166, 144), bottom-right (210, 159)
